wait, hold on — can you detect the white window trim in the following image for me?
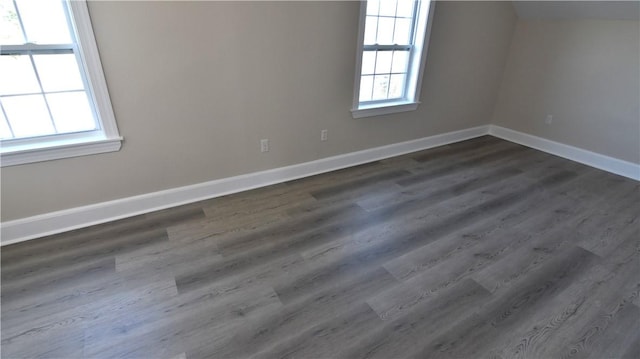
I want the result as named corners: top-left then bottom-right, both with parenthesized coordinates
top-left (0, 0), bottom-right (122, 167)
top-left (351, 0), bottom-right (436, 119)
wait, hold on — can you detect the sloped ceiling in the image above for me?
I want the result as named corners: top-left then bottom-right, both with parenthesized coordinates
top-left (512, 1), bottom-right (640, 20)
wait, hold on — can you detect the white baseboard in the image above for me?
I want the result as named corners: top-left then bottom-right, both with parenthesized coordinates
top-left (489, 125), bottom-right (640, 181)
top-left (5, 124), bottom-right (637, 246)
top-left (0, 125), bottom-right (490, 245)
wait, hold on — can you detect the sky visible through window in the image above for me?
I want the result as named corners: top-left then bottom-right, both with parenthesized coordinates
top-left (0, 0), bottom-right (97, 141)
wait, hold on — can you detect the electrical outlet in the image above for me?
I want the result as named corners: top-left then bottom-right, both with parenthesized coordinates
top-left (321, 129), bottom-right (328, 141)
top-left (545, 114), bottom-right (553, 124)
top-left (260, 139), bottom-right (269, 153)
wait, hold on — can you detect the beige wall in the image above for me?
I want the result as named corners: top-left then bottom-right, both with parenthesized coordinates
top-left (0, 1), bottom-right (517, 221)
top-left (492, 19), bottom-right (640, 163)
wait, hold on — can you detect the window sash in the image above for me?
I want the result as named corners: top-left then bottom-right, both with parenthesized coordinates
top-left (0, 49), bottom-right (101, 141)
top-left (0, 0), bottom-right (122, 166)
top-left (359, 45), bottom-right (414, 104)
top-left (0, 1), bottom-right (102, 142)
top-left (357, 0), bottom-right (420, 106)
top-left (352, 0), bottom-right (435, 118)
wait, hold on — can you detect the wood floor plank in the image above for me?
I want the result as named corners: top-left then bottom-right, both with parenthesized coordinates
top-left (174, 206), bottom-right (374, 294)
top-left (413, 245), bottom-right (602, 358)
top-left (164, 187), bottom-right (318, 243)
top-left (2, 272), bottom-right (178, 348)
top-left (529, 237), bottom-right (640, 359)
top-left (341, 279), bottom-right (491, 359)
top-left (250, 302), bottom-right (382, 359)
top-left (1, 322), bottom-right (85, 359)
top-left (1, 136), bottom-right (637, 359)
top-left (574, 205), bottom-right (640, 258)
top-left (410, 135), bottom-right (506, 163)
top-left (1, 227), bottom-right (169, 282)
top-left (565, 300), bottom-right (640, 359)
top-left (0, 207), bottom-right (204, 268)
top-left (84, 284), bottom-right (281, 358)
top-left (368, 192), bottom-right (588, 322)
top-left (309, 169), bottom-right (411, 199)
top-left (217, 202), bottom-right (366, 256)
top-left (302, 166), bottom-right (529, 270)
top-left (380, 170), bottom-right (586, 282)
top-left (470, 225), bottom-right (582, 293)
top-left (188, 267), bottom-right (399, 358)
top-left (478, 248), bottom-right (621, 358)
top-left (279, 168), bottom-right (579, 304)
top-left (356, 160), bottom-right (525, 212)
top-left (396, 142), bottom-right (530, 188)
top-left (114, 234), bottom-right (223, 274)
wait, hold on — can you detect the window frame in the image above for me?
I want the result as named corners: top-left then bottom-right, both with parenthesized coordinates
top-left (351, 0), bottom-right (436, 119)
top-left (0, 0), bottom-right (121, 167)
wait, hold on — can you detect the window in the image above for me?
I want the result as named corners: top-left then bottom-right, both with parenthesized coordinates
top-left (0, 0), bottom-right (121, 166)
top-left (352, 0), bottom-right (435, 118)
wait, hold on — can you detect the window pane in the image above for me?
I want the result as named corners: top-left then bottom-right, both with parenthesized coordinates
top-left (2, 94), bottom-right (55, 138)
top-left (34, 54), bottom-right (84, 92)
top-left (391, 50), bottom-right (409, 73)
top-left (366, 0), bottom-right (379, 16)
top-left (15, 0), bottom-right (71, 44)
top-left (396, 0), bottom-right (415, 18)
top-left (361, 51), bottom-right (376, 75)
top-left (379, 0), bottom-right (397, 16)
top-left (364, 16), bottom-right (378, 45)
top-left (375, 51), bottom-right (392, 74)
top-left (359, 75), bottom-right (373, 102)
top-left (376, 17), bottom-right (394, 44)
top-left (0, 104), bottom-right (13, 139)
top-left (0, 0), bottom-right (24, 44)
top-left (47, 91), bottom-right (97, 133)
top-left (393, 18), bottom-right (412, 45)
top-left (372, 74), bottom-right (390, 100)
top-left (0, 55), bottom-right (40, 95)
top-left (389, 74), bottom-right (406, 99)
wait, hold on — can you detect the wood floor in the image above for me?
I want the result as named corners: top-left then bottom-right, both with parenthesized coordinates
top-left (2, 136), bottom-right (639, 359)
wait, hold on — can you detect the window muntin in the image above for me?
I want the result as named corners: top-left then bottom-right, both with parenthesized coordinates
top-left (0, 0), bottom-right (121, 166)
top-left (352, 0), bottom-right (434, 118)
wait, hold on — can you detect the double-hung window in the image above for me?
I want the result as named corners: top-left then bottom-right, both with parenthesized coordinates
top-left (352, 0), bottom-right (435, 118)
top-left (0, 0), bottom-right (121, 166)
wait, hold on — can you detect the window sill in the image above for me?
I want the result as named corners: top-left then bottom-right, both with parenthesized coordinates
top-left (351, 101), bottom-right (420, 119)
top-left (1, 135), bottom-right (123, 167)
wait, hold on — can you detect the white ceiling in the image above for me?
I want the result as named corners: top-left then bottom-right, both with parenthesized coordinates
top-left (512, 1), bottom-right (640, 21)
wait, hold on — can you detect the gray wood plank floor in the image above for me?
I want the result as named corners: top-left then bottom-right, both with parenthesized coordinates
top-left (2, 136), bottom-right (639, 359)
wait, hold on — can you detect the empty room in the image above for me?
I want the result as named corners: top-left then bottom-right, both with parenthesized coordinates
top-left (1, 0), bottom-right (639, 358)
